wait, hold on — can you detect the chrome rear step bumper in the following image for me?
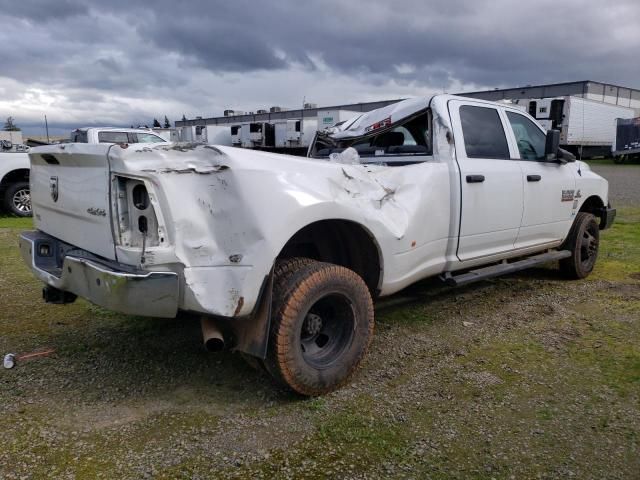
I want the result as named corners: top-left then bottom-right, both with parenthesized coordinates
top-left (19, 230), bottom-right (179, 318)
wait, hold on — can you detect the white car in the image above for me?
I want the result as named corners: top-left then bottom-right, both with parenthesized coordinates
top-left (0, 142), bottom-right (31, 216)
top-left (70, 127), bottom-right (169, 144)
top-left (20, 95), bottom-right (615, 395)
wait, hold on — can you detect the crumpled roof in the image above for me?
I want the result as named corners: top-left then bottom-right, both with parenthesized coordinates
top-left (329, 96), bottom-right (432, 140)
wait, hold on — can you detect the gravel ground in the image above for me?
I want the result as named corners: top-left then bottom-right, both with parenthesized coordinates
top-left (0, 170), bottom-right (639, 478)
top-left (589, 162), bottom-right (640, 206)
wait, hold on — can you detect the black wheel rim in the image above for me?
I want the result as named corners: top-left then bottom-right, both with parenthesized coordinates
top-left (12, 188), bottom-right (31, 214)
top-left (300, 293), bottom-right (355, 369)
top-left (579, 222), bottom-right (599, 270)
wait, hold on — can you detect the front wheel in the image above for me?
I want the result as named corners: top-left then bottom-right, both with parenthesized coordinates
top-left (559, 212), bottom-right (600, 279)
top-left (265, 258), bottom-right (374, 396)
top-left (3, 182), bottom-right (32, 217)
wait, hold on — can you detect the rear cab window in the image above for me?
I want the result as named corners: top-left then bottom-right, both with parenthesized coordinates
top-left (312, 110), bottom-right (432, 164)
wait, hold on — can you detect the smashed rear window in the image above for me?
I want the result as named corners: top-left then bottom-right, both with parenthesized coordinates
top-left (312, 110), bottom-right (432, 163)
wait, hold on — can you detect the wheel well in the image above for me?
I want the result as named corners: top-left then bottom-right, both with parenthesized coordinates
top-left (277, 220), bottom-right (382, 296)
top-left (0, 169), bottom-right (30, 190)
top-left (579, 195), bottom-right (605, 218)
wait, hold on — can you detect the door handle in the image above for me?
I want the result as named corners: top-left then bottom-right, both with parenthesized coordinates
top-left (527, 174), bottom-right (542, 182)
top-left (466, 175), bottom-right (485, 183)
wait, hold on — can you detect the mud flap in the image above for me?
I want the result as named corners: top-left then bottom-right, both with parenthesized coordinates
top-left (227, 271), bottom-right (273, 359)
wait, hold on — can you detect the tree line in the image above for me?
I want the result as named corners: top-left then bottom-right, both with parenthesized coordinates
top-left (152, 116), bottom-right (172, 128)
top-left (3, 117), bottom-right (20, 131)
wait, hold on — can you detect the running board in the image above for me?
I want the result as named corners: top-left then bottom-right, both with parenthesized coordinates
top-left (441, 250), bottom-right (571, 287)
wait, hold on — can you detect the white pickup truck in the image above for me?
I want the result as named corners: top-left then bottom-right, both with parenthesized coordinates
top-left (20, 94), bottom-right (615, 395)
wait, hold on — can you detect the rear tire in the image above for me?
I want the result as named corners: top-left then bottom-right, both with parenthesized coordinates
top-left (265, 258), bottom-right (374, 396)
top-left (3, 182), bottom-right (32, 217)
top-left (559, 212), bottom-right (599, 279)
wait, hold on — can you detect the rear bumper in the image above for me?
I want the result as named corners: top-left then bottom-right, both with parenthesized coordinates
top-left (19, 230), bottom-right (179, 318)
top-left (599, 206), bottom-right (616, 230)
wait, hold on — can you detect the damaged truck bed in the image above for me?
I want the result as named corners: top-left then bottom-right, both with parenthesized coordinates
top-left (20, 94), bottom-right (614, 395)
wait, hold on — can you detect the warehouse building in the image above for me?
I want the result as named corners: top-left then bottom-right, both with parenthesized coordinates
top-left (176, 80), bottom-right (640, 156)
top-left (177, 80), bottom-right (640, 129)
top-left (461, 80), bottom-right (640, 109)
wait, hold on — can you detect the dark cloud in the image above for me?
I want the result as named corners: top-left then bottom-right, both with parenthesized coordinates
top-left (0, 0), bottom-right (89, 22)
top-left (0, 0), bottom-right (638, 133)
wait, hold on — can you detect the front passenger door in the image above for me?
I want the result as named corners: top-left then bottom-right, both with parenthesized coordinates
top-left (505, 111), bottom-right (576, 248)
top-left (450, 101), bottom-right (524, 261)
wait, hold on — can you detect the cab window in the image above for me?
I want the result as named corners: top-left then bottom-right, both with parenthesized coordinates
top-left (319, 110), bottom-right (431, 160)
top-left (506, 112), bottom-right (546, 160)
top-left (98, 131), bottom-right (129, 143)
top-left (135, 133), bottom-right (165, 143)
top-left (459, 105), bottom-right (510, 159)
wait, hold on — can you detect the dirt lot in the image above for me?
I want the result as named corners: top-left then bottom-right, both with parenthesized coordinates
top-left (1, 162), bottom-right (639, 479)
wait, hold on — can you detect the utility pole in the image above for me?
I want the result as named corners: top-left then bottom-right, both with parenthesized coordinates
top-left (44, 115), bottom-right (50, 143)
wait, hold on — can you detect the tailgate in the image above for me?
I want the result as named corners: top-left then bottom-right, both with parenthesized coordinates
top-left (29, 144), bottom-right (116, 260)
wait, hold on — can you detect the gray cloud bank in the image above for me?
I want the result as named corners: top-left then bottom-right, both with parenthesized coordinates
top-left (0, 0), bottom-right (638, 134)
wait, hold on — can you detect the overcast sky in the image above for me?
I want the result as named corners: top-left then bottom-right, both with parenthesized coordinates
top-left (1, 0), bottom-right (639, 135)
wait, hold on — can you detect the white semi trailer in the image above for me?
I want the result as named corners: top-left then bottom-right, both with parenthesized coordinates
top-left (230, 124), bottom-right (242, 146)
top-left (275, 118), bottom-right (317, 148)
top-left (513, 96), bottom-right (636, 157)
top-left (205, 125), bottom-right (232, 146)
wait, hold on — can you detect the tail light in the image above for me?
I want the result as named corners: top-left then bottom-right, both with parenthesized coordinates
top-left (112, 177), bottom-right (164, 248)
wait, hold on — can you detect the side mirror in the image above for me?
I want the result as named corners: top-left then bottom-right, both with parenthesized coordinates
top-left (544, 129), bottom-right (561, 161)
top-left (558, 148), bottom-right (576, 163)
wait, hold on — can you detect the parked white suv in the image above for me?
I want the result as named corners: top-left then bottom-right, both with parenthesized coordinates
top-left (20, 95), bottom-right (614, 395)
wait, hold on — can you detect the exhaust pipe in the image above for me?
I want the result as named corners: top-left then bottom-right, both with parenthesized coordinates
top-left (200, 317), bottom-right (225, 352)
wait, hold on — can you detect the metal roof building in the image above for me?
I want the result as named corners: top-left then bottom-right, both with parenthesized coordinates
top-left (176, 80), bottom-right (640, 127)
top-left (176, 98), bottom-right (405, 128)
top-left (460, 80), bottom-right (640, 109)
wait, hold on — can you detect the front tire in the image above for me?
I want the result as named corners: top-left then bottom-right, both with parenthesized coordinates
top-left (559, 212), bottom-right (600, 279)
top-left (3, 182), bottom-right (32, 217)
top-left (265, 258), bottom-right (374, 396)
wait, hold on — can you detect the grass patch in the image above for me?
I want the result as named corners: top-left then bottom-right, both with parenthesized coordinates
top-left (0, 204), bottom-right (639, 478)
top-left (0, 215), bottom-right (33, 229)
top-left (586, 157), bottom-right (640, 166)
top-left (593, 207), bottom-right (640, 281)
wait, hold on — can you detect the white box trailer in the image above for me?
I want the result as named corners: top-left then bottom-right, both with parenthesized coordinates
top-left (245, 122), bottom-right (275, 147)
top-left (514, 96), bottom-right (635, 154)
top-left (230, 124), bottom-right (242, 146)
top-left (282, 118), bottom-right (317, 148)
top-left (273, 120), bottom-right (289, 148)
top-left (177, 125), bottom-right (208, 143)
top-left (240, 122), bottom-right (253, 148)
top-left (205, 125), bottom-right (232, 146)
top-left (316, 109), bottom-right (359, 132)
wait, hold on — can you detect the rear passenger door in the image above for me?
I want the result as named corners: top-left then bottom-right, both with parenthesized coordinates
top-left (504, 111), bottom-right (576, 248)
top-left (449, 101), bottom-right (523, 261)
